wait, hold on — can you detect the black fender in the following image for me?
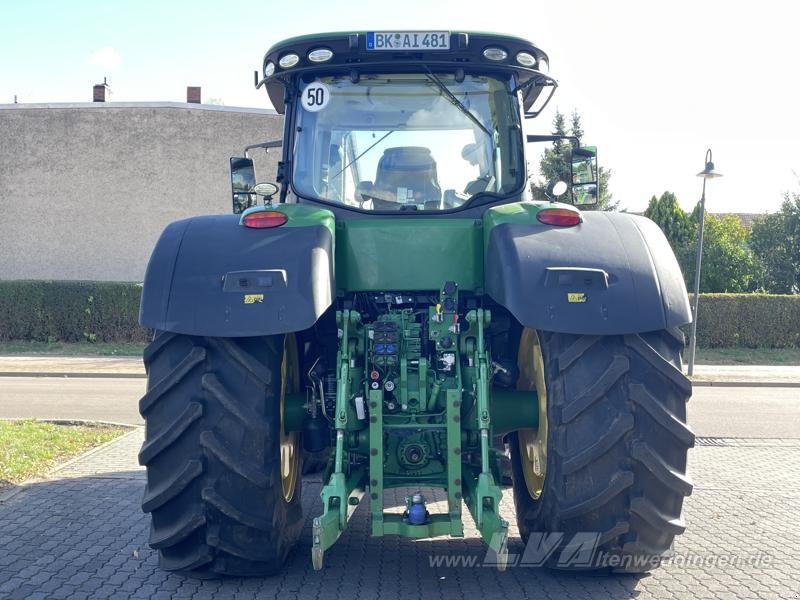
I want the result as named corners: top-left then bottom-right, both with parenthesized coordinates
top-left (139, 213), bottom-right (334, 337)
top-left (484, 211), bottom-right (691, 335)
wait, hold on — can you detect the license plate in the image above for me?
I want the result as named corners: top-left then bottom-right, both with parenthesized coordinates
top-left (367, 31), bottom-right (450, 51)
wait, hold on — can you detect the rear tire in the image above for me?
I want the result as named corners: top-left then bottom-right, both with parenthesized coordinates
top-left (138, 332), bottom-right (303, 577)
top-left (510, 328), bottom-right (694, 572)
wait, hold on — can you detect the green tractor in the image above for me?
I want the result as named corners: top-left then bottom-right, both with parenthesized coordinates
top-left (138, 31), bottom-right (694, 576)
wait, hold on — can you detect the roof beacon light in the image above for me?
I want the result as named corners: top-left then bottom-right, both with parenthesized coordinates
top-left (515, 51), bottom-right (537, 67)
top-left (279, 53), bottom-right (300, 69)
top-left (483, 47), bottom-right (508, 61)
top-left (308, 48), bottom-right (334, 63)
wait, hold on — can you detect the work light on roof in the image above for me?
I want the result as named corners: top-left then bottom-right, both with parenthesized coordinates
top-left (515, 51), bottom-right (536, 67)
top-left (308, 48), bottom-right (334, 63)
top-left (279, 53), bottom-right (300, 69)
top-left (482, 47), bottom-right (507, 61)
top-left (264, 61), bottom-right (275, 77)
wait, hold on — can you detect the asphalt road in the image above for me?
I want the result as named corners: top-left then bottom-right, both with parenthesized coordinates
top-left (688, 386), bottom-right (800, 439)
top-left (0, 376), bottom-right (798, 437)
top-left (0, 377), bottom-right (145, 425)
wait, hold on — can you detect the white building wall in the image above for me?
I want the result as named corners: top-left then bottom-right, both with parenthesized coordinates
top-left (0, 103), bottom-right (283, 281)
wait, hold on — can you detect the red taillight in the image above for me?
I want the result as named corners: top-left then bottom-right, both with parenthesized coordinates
top-left (536, 208), bottom-right (582, 227)
top-left (242, 210), bottom-right (288, 228)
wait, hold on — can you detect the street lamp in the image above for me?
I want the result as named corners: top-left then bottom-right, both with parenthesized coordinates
top-left (687, 149), bottom-right (723, 376)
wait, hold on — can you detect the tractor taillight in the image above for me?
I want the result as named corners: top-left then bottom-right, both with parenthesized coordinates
top-left (242, 210), bottom-right (288, 228)
top-left (537, 208), bottom-right (582, 227)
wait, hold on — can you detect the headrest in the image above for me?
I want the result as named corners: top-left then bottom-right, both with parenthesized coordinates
top-left (462, 143), bottom-right (480, 161)
top-left (378, 147), bottom-right (435, 171)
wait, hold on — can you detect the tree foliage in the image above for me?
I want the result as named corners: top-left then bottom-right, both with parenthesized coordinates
top-left (750, 192), bottom-right (800, 293)
top-left (645, 191), bottom-right (761, 293)
top-left (680, 212), bottom-right (759, 293)
top-left (532, 110), bottom-right (617, 210)
top-left (644, 192), bottom-right (691, 248)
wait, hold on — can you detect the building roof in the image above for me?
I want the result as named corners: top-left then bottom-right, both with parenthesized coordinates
top-left (0, 102), bottom-right (277, 115)
top-left (711, 213), bottom-right (767, 229)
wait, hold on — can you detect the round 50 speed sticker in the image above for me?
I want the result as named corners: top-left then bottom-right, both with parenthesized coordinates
top-left (301, 82), bottom-right (330, 112)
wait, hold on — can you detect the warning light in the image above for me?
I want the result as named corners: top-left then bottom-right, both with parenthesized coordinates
top-left (537, 208), bottom-right (582, 227)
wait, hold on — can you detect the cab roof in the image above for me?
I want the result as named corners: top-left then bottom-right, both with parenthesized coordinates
top-left (259, 31), bottom-right (551, 114)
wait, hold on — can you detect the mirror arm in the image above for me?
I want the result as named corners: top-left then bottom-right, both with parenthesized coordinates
top-left (243, 140), bottom-right (283, 157)
top-left (277, 160), bottom-right (291, 204)
top-left (526, 134), bottom-right (580, 145)
top-left (254, 70), bottom-right (265, 90)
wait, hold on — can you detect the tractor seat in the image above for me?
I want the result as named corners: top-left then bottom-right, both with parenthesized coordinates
top-left (374, 146), bottom-right (442, 206)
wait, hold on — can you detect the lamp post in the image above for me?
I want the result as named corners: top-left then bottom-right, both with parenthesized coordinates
top-left (687, 149), bottom-right (723, 376)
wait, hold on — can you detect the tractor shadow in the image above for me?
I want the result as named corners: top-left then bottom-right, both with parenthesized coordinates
top-left (290, 478), bottom-right (649, 599)
top-left (0, 472), bottom-right (649, 599)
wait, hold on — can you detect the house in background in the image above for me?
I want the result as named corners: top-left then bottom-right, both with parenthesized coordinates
top-left (1, 83), bottom-right (282, 282)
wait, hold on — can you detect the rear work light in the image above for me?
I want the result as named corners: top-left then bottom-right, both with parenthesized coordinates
top-left (278, 53), bottom-right (300, 69)
top-left (308, 48), bottom-right (334, 63)
top-left (482, 47), bottom-right (508, 61)
top-left (537, 208), bottom-right (582, 227)
top-left (242, 210), bottom-right (288, 228)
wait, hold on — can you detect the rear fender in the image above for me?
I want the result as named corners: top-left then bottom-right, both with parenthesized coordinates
top-left (484, 203), bottom-right (691, 335)
top-left (139, 205), bottom-right (335, 337)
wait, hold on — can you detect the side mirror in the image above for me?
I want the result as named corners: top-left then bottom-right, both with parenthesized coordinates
top-left (230, 157), bottom-right (256, 214)
top-left (571, 146), bottom-right (598, 206)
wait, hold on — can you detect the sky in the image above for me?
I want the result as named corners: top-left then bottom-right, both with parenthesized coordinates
top-left (2, 0), bottom-right (797, 214)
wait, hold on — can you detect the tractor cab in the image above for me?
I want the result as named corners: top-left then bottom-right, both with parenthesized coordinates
top-left (231, 31), bottom-right (597, 214)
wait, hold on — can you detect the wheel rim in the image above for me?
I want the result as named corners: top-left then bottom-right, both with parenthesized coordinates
top-left (280, 334), bottom-right (300, 502)
top-left (517, 328), bottom-right (548, 500)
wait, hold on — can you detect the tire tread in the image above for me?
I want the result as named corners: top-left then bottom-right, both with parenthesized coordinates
top-left (511, 329), bottom-right (693, 573)
top-left (139, 333), bottom-right (302, 577)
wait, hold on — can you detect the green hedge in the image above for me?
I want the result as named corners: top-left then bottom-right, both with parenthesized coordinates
top-left (688, 293), bottom-right (800, 348)
top-left (0, 281), bottom-right (149, 343)
top-left (0, 282), bottom-right (797, 348)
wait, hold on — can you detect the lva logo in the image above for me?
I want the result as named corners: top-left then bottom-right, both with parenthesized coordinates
top-left (483, 532), bottom-right (603, 568)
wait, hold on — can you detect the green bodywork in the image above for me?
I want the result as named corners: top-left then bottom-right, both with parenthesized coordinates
top-left (263, 199), bottom-right (572, 292)
top-left (335, 219), bottom-right (484, 292)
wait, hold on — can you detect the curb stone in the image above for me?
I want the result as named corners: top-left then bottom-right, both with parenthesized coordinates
top-left (689, 380), bottom-right (800, 388)
top-left (0, 371), bottom-right (146, 379)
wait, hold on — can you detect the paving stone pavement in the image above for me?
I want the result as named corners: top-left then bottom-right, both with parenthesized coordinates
top-left (0, 429), bottom-right (798, 600)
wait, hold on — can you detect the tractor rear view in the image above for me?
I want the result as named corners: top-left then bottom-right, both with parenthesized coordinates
top-left (138, 31), bottom-right (693, 576)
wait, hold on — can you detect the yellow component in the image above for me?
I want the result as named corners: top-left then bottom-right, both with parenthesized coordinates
top-left (517, 328), bottom-right (548, 500)
top-left (244, 293), bottom-right (264, 304)
top-left (436, 303), bottom-right (442, 313)
top-left (280, 334), bottom-right (300, 502)
top-left (567, 292), bottom-right (587, 303)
